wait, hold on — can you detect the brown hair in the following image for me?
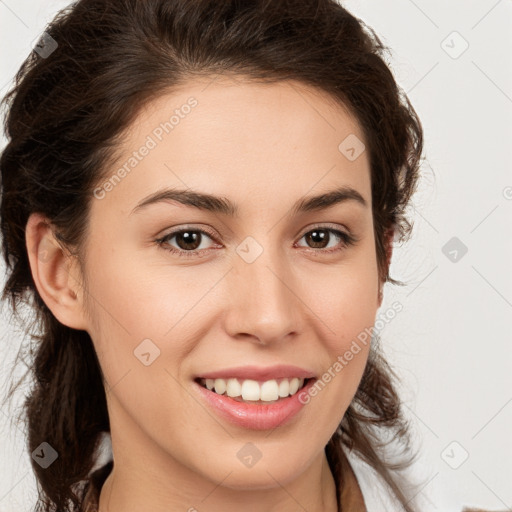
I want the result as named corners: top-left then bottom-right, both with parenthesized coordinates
top-left (0, 0), bottom-right (425, 511)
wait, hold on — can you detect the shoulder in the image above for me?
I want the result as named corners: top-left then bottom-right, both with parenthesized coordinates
top-left (341, 443), bottom-right (503, 512)
top-left (341, 442), bottom-right (444, 512)
top-left (342, 444), bottom-right (412, 512)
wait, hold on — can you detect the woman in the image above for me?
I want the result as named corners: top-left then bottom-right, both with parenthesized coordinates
top-left (1, 0), bottom-right (437, 510)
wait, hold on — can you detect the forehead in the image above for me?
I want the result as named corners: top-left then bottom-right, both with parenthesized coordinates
top-left (93, 76), bottom-right (371, 218)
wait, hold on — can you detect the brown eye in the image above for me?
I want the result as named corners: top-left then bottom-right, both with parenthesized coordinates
top-left (170, 230), bottom-right (203, 251)
top-left (156, 227), bottom-right (218, 258)
top-left (303, 229), bottom-right (331, 249)
top-left (297, 227), bottom-right (357, 253)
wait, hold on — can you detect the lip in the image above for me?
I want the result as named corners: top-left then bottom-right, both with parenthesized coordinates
top-left (194, 377), bottom-right (317, 430)
top-left (194, 364), bottom-right (317, 382)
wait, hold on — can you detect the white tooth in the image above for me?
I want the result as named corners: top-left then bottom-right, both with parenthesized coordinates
top-left (226, 378), bottom-right (242, 398)
top-left (241, 379), bottom-right (261, 401)
top-left (214, 378), bottom-right (226, 395)
top-left (260, 380), bottom-right (279, 401)
top-left (278, 379), bottom-right (290, 398)
top-left (289, 377), bottom-right (300, 395)
top-left (208, 377), bottom-right (306, 399)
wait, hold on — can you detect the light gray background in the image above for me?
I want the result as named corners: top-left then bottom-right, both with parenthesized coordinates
top-left (0, 1), bottom-right (511, 511)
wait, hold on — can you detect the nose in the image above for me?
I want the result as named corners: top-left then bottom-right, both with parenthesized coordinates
top-left (223, 242), bottom-right (302, 346)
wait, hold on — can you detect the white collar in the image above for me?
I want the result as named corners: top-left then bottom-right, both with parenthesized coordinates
top-left (342, 443), bottom-right (460, 512)
top-left (343, 444), bottom-right (407, 511)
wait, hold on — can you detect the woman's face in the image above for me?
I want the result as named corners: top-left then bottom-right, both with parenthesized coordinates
top-left (74, 77), bottom-right (381, 496)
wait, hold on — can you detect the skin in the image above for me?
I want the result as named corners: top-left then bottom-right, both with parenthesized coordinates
top-left (26, 76), bottom-right (391, 512)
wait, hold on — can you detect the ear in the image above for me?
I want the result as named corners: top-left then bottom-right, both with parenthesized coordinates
top-left (378, 224), bottom-right (395, 308)
top-left (25, 212), bottom-right (89, 330)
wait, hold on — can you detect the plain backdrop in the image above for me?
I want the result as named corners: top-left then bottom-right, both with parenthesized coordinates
top-left (0, 1), bottom-right (511, 511)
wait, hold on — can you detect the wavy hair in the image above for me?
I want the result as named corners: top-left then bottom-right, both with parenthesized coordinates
top-left (0, 0), bottom-right (425, 510)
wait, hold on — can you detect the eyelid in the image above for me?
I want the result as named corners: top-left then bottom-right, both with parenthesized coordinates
top-left (156, 222), bottom-right (358, 257)
top-left (294, 223), bottom-right (359, 251)
top-left (159, 224), bottom-right (218, 239)
top-left (297, 222), bottom-right (350, 239)
top-left (159, 222), bottom-right (352, 240)
top-left (155, 224), bottom-right (221, 257)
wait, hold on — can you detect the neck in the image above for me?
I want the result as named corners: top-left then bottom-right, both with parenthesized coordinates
top-left (98, 450), bottom-right (339, 512)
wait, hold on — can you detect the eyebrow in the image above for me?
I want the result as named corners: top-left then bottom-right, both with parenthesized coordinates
top-left (130, 185), bottom-right (368, 217)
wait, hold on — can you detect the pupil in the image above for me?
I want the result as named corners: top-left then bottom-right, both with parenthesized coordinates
top-left (307, 229), bottom-right (328, 249)
top-left (177, 231), bottom-right (200, 250)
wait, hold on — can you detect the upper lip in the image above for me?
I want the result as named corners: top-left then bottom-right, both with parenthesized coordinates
top-left (195, 365), bottom-right (317, 381)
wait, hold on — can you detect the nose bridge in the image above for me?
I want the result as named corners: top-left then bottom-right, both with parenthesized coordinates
top-left (225, 234), bottom-right (299, 341)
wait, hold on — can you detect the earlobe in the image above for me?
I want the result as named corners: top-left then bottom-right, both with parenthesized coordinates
top-left (25, 212), bottom-right (88, 330)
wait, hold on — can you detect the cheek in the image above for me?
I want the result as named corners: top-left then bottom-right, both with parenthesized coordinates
top-left (81, 251), bottom-right (194, 438)
top-left (85, 243), bottom-right (186, 339)
top-left (303, 246), bottom-right (380, 348)
top-left (82, 243), bottom-right (229, 399)
top-left (317, 279), bottom-right (376, 382)
top-left (326, 274), bottom-right (379, 351)
top-left (80, 245), bottom-right (173, 385)
top-left (301, 249), bottom-right (379, 404)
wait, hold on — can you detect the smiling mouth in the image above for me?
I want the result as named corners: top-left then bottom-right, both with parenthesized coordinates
top-left (194, 377), bottom-right (313, 404)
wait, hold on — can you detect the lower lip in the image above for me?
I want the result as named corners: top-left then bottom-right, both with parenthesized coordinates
top-left (193, 378), bottom-right (316, 430)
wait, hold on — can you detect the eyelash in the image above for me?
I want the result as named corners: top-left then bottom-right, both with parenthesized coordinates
top-left (155, 224), bottom-right (359, 259)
